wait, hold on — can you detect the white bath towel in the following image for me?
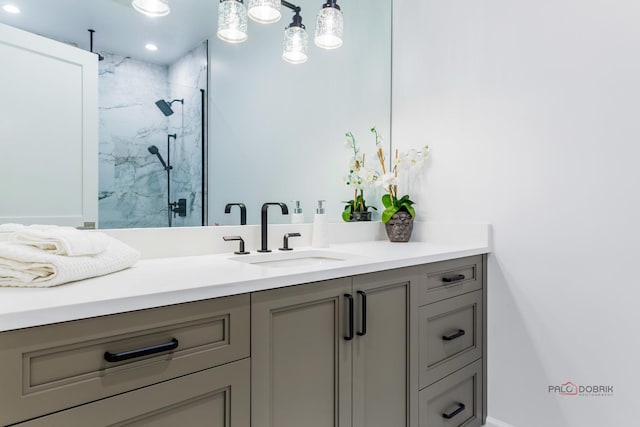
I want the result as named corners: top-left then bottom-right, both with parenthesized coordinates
top-left (0, 223), bottom-right (28, 233)
top-left (8, 226), bottom-right (110, 256)
top-left (0, 239), bottom-right (140, 288)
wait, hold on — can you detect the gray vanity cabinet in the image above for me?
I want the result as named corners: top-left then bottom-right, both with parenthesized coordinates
top-left (417, 255), bottom-right (486, 427)
top-left (351, 268), bottom-right (420, 427)
top-left (251, 269), bottom-right (420, 427)
top-left (13, 358), bottom-right (250, 427)
top-left (251, 278), bottom-right (353, 427)
top-left (0, 254), bottom-right (486, 427)
top-left (0, 294), bottom-right (251, 426)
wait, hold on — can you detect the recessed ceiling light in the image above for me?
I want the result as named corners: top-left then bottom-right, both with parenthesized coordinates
top-left (2, 4), bottom-right (21, 14)
top-left (132, 0), bottom-right (170, 17)
top-left (145, 43), bottom-right (158, 51)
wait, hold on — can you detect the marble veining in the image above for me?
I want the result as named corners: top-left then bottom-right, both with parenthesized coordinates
top-left (98, 42), bottom-right (207, 228)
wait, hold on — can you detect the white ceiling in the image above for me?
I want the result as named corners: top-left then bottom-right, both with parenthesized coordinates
top-left (0, 0), bottom-right (218, 64)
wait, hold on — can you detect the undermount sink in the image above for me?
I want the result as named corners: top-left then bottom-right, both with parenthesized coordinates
top-left (229, 250), bottom-right (355, 268)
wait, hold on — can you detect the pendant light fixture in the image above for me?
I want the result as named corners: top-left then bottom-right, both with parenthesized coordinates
top-left (216, 0), bottom-right (345, 62)
top-left (314, 0), bottom-right (343, 50)
top-left (282, 8), bottom-right (308, 64)
top-left (132, 0), bottom-right (170, 17)
top-left (217, 0), bottom-right (249, 43)
top-left (248, 0), bottom-right (281, 24)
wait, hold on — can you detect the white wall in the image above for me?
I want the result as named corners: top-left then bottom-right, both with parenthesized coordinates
top-left (393, 1), bottom-right (640, 426)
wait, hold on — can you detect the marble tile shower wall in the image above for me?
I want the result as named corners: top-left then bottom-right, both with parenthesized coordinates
top-left (168, 42), bottom-right (207, 227)
top-left (98, 42), bottom-right (207, 229)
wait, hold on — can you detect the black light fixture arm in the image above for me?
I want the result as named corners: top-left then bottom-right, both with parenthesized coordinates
top-left (281, 0), bottom-right (300, 12)
top-left (281, 1), bottom-right (304, 28)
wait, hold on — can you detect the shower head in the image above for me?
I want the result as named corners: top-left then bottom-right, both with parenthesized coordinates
top-left (148, 145), bottom-right (169, 170)
top-left (155, 100), bottom-right (174, 116)
top-left (155, 99), bottom-right (184, 116)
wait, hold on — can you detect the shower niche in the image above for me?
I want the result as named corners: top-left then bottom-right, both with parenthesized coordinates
top-left (98, 42), bottom-right (207, 229)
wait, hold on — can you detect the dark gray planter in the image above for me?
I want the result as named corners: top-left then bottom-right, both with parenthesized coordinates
top-left (350, 211), bottom-right (373, 222)
top-left (384, 208), bottom-right (414, 242)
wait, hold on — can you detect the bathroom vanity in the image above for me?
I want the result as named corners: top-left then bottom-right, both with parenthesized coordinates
top-left (0, 225), bottom-right (488, 427)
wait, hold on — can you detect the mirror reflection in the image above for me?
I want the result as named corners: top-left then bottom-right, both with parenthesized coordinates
top-left (0, 0), bottom-right (391, 227)
top-left (98, 44), bottom-right (207, 229)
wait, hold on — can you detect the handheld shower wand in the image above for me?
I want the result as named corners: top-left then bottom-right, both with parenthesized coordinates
top-left (148, 136), bottom-right (180, 227)
top-left (148, 145), bottom-right (170, 170)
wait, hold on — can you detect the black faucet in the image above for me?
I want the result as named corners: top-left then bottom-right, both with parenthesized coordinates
top-left (224, 203), bottom-right (247, 225)
top-left (258, 202), bottom-right (289, 252)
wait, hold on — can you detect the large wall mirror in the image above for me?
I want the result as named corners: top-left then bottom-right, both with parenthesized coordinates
top-left (0, 0), bottom-right (391, 227)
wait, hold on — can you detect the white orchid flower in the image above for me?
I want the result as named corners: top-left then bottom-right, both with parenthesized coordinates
top-left (377, 172), bottom-right (398, 188)
top-left (422, 145), bottom-right (430, 158)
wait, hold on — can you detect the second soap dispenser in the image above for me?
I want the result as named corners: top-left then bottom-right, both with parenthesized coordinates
top-left (291, 201), bottom-right (305, 224)
top-left (312, 200), bottom-right (329, 248)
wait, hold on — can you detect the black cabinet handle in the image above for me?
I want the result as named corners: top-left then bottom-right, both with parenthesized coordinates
top-left (344, 294), bottom-right (354, 341)
top-left (442, 402), bottom-right (466, 419)
top-left (442, 274), bottom-right (465, 283)
top-left (357, 290), bottom-right (367, 336)
top-left (104, 338), bottom-right (179, 363)
top-left (442, 329), bottom-right (466, 341)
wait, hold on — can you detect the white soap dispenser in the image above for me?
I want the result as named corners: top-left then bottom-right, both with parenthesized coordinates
top-left (312, 200), bottom-right (329, 248)
top-left (291, 201), bottom-right (305, 224)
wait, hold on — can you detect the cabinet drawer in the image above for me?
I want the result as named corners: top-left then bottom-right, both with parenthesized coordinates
top-left (14, 357), bottom-right (251, 427)
top-left (0, 294), bottom-right (250, 426)
top-left (419, 291), bottom-right (482, 388)
top-left (419, 256), bottom-right (483, 305)
top-left (419, 360), bottom-right (483, 427)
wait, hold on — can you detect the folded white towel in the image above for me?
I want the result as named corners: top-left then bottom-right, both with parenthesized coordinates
top-left (0, 239), bottom-right (140, 288)
top-left (0, 223), bottom-right (27, 233)
top-left (8, 226), bottom-right (110, 257)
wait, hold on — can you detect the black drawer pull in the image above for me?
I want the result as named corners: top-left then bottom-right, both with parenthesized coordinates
top-left (442, 402), bottom-right (466, 419)
top-left (442, 274), bottom-right (465, 283)
top-left (357, 290), bottom-right (367, 336)
top-left (104, 338), bottom-right (179, 363)
top-left (344, 294), bottom-right (354, 341)
top-left (442, 329), bottom-right (466, 341)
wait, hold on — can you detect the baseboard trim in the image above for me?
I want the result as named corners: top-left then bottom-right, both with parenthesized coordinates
top-left (485, 416), bottom-right (515, 427)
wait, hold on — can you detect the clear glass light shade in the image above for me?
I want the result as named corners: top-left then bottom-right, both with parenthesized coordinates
top-left (248, 0), bottom-right (281, 23)
top-left (217, 0), bottom-right (248, 43)
top-left (314, 6), bottom-right (343, 49)
top-left (131, 0), bottom-right (170, 17)
top-left (282, 27), bottom-right (308, 64)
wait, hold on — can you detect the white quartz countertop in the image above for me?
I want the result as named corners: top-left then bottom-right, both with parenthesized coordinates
top-left (0, 223), bottom-right (490, 332)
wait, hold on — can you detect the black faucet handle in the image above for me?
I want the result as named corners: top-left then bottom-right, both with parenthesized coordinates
top-left (223, 235), bottom-right (249, 255)
top-left (279, 233), bottom-right (302, 251)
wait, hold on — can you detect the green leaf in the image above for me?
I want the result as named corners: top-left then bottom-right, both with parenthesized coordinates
top-left (405, 204), bottom-right (416, 218)
top-left (381, 206), bottom-right (399, 223)
top-left (342, 206), bottom-right (352, 222)
top-left (381, 193), bottom-right (392, 208)
top-left (399, 195), bottom-right (415, 205)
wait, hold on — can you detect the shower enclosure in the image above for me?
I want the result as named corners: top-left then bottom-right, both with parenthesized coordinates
top-left (98, 42), bottom-right (207, 229)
